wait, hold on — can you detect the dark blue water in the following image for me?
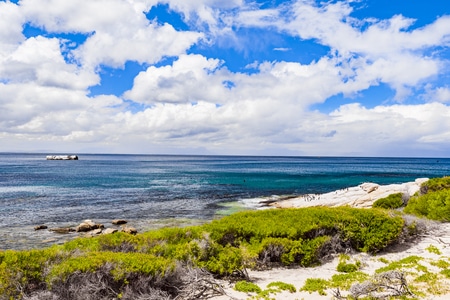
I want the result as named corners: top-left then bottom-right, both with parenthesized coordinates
top-left (1, 153), bottom-right (449, 249)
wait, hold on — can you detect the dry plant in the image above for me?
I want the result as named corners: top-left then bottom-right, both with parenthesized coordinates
top-left (349, 270), bottom-right (413, 299)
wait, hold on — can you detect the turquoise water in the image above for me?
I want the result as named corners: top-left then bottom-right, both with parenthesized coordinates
top-left (1, 153), bottom-right (449, 249)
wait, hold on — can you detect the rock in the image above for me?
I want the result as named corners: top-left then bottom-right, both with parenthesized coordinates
top-left (76, 223), bottom-right (92, 232)
top-left (34, 225), bottom-right (48, 230)
top-left (121, 226), bottom-right (137, 234)
top-left (360, 183), bottom-right (379, 193)
top-left (91, 228), bottom-right (103, 235)
top-left (76, 220), bottom-right (104, 232)
top-left (112, 219), bottom-right (127, 225)
top-left (270, 178), bottom-right (430, 209)
top-left (103, 228), bottom-right (118, 235)
top-left (49, 227), bottom-right (75, 234)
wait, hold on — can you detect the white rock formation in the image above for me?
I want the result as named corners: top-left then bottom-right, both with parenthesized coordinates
top-left (270, 178), bottom-right (429, 209)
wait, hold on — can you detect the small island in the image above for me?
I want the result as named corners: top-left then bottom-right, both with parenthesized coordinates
top-left (46, 155), bottom-right (78, 160)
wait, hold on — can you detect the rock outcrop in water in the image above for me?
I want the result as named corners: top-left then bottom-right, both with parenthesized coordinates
top-left (46, 155), bottom-right (78, 160)
top-left (76, 220), bottom-right (104, 232)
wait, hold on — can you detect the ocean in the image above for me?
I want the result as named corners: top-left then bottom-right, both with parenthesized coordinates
top-left (1, 153), bottom-right (449, 250)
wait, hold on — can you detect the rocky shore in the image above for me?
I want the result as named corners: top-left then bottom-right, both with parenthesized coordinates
top-left (267, 178), bottom-right (429, 209)
top-left (34, 219), bottom-right (137, 236)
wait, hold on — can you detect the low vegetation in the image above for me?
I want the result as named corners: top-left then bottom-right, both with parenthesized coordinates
top-left (0, 206), bottom-right (409, 299)
top-left (405, 176), bottom-right (450, 221)
top-left (373, 192), bottom-right (404, 209)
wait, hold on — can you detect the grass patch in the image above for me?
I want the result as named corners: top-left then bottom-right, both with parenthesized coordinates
top-left (426, 244), bottom-right (442, 255)
top-left (301, 278), bottom-right (329, 295)
top-left (234, 280), bottom-right (262, 293)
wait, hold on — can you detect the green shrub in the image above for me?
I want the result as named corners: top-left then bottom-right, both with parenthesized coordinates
top-left (336, 254), bottom-right (361, 273)
top-left (440, 269), bottom-right (450, 278)
top-left (47, 251), bottom-right (174, 283)
top-left (0, 206), bottom-right (411, 298)
top-left (207, 206), bottom-right (404, 255)
top-left (0, 247), bottom-right (61, 297)
top-left (375, 255), bottom-right (424, 274)
top-left (234, 280), bottom-right (262, 293)
top-left (420, 176), bottom-right (450, 194)
top-left (405, 189), bottom-right (450, 221)
top-left (426, 245), bottom-right (442, 255)
top-left (301, 278), bottom-right (329, 295)
top-left (373, 193), bottom-right (404, 209)
top-left (266, 281), bottom-right (296, 293)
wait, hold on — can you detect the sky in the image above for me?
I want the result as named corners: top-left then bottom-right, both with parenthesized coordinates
top-left (1, 0), bottom-right (450, 157)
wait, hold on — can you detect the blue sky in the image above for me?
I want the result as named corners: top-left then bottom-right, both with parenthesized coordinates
top-left (1, 0), bottom-right (450, 156)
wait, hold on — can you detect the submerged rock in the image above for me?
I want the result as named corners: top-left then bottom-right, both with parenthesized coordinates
top-left (112, 219), bottom-right (127, 225)
top-left (34, 225), bottom-right (48, 231)
top-left (49, 227), bottom-right (75, 234)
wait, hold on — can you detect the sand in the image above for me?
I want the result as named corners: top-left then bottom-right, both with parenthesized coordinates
top-left (212, 179), bottom-right (450, 300)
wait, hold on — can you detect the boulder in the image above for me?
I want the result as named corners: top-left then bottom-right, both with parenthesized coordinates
top-left (76, 220), bottom-right (104, 232)
top-left (76, 223), bottom-right (92, 232)
top-left (103, 228), bottom-right (118, 235)
top-left (121, 226), bottom-right (137, 234)
top-left (91, 228), bottom-right (103, 235)
top-left (112, 219), bottom-right (127, 225)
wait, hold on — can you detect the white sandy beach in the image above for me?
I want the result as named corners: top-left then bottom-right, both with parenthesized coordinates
top-left (213, 179), bottom-right (450, 300)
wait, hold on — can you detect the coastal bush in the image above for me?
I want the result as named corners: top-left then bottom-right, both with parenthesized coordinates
top-left (373, 193), bottom-right (404, 209)
top-left (0, 207), bottom-right (411, 299)
top-left (206, 207), bottom-right (404, 255)
top-left (404, 189), bottom-right (450, 221)
top-left (420, 176), bottom-right (450, 194)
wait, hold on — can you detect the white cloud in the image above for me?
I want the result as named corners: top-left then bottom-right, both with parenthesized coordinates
top-left (425, 86), bottom-right (450, 103)
top-left (0, 0), bottom-right (450, 156)
top-left (74, 23), bottom-right (202, 68)
top-left (0, 36), bottom-right (98, 89)
top-left (125, 54), bottom-right (346, 107)
top-left (0, 1), bottom-right (25, 55)
top-left (234, 1), bottom-right (450, 101)
top-left (19, 0), bottom-right (203, 69)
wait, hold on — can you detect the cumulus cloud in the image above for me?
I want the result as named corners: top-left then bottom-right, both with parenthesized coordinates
top-left (234, 1), bottom-right (450, 101)
top-left (19, 0), bottom-right (203, 68)
top-left (1, 36), bottom-right (98, 89)
top-left (0, 1), bottom-right (25, 53)
top-left (1, 0), bottom-right (450, 156)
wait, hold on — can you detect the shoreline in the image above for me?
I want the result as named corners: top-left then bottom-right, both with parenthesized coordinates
top-left (2, 178), bottom-right (430, 251)
top-left (252, 178), bottom-right (429, 209)
top-left (3, 177), bottom-right (450, 299)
